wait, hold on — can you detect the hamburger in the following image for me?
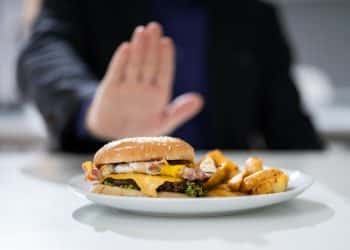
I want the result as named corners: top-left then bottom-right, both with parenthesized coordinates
top-left (81, 137), bottom-right (210, 197)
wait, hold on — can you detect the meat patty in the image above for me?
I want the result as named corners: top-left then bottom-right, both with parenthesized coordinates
top-left (102, 178), bottom-right (140, 190)
top-left (167, 160), bottom-right (192, 165)
top-left (157, 181), bottom-right (187, 193)
top-left (102, 178), bottom-right (203, 195)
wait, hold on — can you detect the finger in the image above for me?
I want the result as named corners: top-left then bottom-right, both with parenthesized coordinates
top-left (142, 22), bottom-right (162, 84)
top-left (156, 37), bottom-right (175, 89)
top-left (104, 42), bottom-right (129, 83)
top-left (161, 93), bottom-right (204, 134)
top-left (125, 26), bottom-right (145, 84)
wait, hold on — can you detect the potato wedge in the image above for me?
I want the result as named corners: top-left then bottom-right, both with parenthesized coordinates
top-left (207, 150), bottom-right (238, 168)
top-left (251, 179), bottom-right (274, 195)
top-left (244, 157), bottom-right (263, 176)
top-left (205, 150), bottom-right (240, 177)
top-left (203, 165), bottom-right (232, 190)
top-left (198, 156), bottom-right (217, 173)
top-left (272, 173), bottom-right (289, 193)
top-left (206, 150), bottom-right (226, 167)
top-left (251, 173), bottom-right (289, 194)
top-left (226, 163), bottom-right (240, 179)
top-left (215, 183), bottom-right (231, 191)
top-left (81, 161), bottom-right (99, 181)
top-left (240, 168), bottom-right (284, 193)
top-left (228, 171), bottom-right (245, 192)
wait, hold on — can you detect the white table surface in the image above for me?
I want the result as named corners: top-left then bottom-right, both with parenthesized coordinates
top-left (1, 149), bottom-right (349, 250)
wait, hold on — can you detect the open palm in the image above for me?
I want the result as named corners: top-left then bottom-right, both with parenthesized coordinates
top-left (86, 22), bottom-right (203, 140)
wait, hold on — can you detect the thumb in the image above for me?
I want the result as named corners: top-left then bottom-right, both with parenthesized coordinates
top-left (161, 92), bottom-right (204, 134)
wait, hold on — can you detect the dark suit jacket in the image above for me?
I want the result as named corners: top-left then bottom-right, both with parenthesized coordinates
top-left (17, 0), bottom-right (324, 152)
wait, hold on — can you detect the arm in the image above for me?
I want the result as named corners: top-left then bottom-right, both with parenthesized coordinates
top-left (17, 0), bottom-right (104, 152)
top-left (258, 5), bottom-right (324, 150)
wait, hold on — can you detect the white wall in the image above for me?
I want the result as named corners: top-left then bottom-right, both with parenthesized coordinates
top-left (272, 0), bottom-right (350, 88)
top-left (0, 0), bottom-right (23, 104)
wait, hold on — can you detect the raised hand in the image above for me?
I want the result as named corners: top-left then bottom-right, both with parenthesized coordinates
top-left (85, 22), bottom-right (203, 140)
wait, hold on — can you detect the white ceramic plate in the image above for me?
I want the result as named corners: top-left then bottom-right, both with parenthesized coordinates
top-left (69, 169), bottom-right (313, 216)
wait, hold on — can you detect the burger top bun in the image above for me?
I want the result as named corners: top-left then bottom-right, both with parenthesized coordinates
top-left (93, 136), bottom-right (195, 166)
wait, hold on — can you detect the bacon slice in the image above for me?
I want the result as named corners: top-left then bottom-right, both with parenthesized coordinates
top-left (182, 168), bottom-right (210, 181)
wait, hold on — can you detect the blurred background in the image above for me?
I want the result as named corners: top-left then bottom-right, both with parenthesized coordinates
top-left (1, 0), bottom-right (350, 151)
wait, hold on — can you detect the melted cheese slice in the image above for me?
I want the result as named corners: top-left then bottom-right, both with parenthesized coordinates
top-left (103, 173), bottom-right (182, 197)
top-left (160, 164), bottom-right (185, 178)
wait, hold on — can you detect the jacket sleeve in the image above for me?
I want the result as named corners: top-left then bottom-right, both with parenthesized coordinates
top-left (258, 5), bottom-right (324, 150)
top-left (17, 0), bottom-right (105, 152)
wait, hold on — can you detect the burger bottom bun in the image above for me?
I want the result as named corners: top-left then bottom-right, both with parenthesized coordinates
top-left (91, 184), bottom-right (188, 198)
top-left (91, 184), bottom-right (144, 197)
